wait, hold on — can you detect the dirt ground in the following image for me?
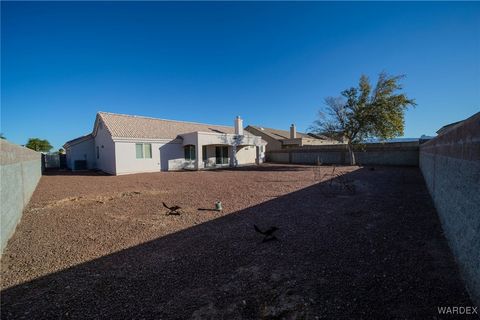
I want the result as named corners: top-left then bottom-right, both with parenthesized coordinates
top-left (0, 164), bottom-right (472, 319)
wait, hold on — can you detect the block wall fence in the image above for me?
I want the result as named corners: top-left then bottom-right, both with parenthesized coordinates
top-left (0, 140), bottom-right (42, 254)
top-left (266, 141), bottom-right (419, 166)
top-left (419, 112), bottom-right (480, 307)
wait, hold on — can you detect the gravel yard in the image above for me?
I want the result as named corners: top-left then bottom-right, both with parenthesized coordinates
top-left (0, 164), bottom-right (472, 319)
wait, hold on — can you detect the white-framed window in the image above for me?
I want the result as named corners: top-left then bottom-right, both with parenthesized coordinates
top-left (136, 143), bottom-right (152, 159)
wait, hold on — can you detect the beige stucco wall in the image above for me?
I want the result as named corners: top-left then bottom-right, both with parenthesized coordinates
top-left (94, 121), bottom-right (117, 175)
top-left (65, 137), bottom-right (96, 170)
top-left (236, 145), bottom-right (257, 165)
top-left (201, 145), bottom-right (256, 168)
top-left (115, 139), bottom-right (187, 174)
top-left (244, 127), bottom-right (282, 151)
top-left (68, 128), bottom-right (264, 174)
top-left (115, 141), bottom-right (161, 175)
top-left (184, 131), bottom-right (262, 147)
top-left (202, 145), bottom-right (223, 168)
top-left (114, 141), bottom-right (258, 173)
top-left (182, 131), bottom-right (264, 169)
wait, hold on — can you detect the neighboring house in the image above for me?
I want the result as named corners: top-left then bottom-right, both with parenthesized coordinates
top-left (436, 112), bottom-right (480, 136)
top-left (436, 119), bottom-right (466, 135)
top-left (64, 112), bottom-right (267, 175)
top-left (245, 124), bottom-right (341, 151)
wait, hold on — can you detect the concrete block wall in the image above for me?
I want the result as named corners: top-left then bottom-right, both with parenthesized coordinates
top-left (420, 112), bottom-right (480, 306)
top-left (267, 152), bottom-right (290, 163)
top-left (266, 141), bottom-right (419, 166)
top-left (0, 140), bottom-right (42, 254)
top-left (291, 149), bottom-right (346, 164)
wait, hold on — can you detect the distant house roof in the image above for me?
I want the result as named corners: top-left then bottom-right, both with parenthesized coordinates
top-left (64, 134), bottom-right (93, 147)
top-left (245, 125), bottom-right (338, 143)
top-left (245, 125), bottom-right (312, 140)
top-left (306, 132), bottom-right (333, 140)
top-left (436, 112), bottom-right (480, 136)
top-left (436, 120), bottom-right (465, 135)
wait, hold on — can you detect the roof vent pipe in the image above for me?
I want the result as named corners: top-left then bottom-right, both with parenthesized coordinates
top-left (290, 124), bottom-right (296, 139)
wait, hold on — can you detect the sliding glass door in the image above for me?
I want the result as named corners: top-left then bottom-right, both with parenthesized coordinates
top-left (215, 146), bottom-right (229, 165)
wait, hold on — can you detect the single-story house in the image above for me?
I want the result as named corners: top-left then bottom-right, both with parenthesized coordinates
top-left (64, 112), bottom-right (267, 175)
top-left (244, 124), bottom-right (341, 151)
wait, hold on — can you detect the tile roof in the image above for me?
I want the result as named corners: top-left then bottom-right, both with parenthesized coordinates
top-left (246, 125), bottom-right (312, 140)
top-left (64, 134), bottom-right (93, 146)
top-left (97, 112), bottom-right (248, 139)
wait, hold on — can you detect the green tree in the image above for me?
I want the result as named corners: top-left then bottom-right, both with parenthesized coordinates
top-left (0, 133), bottom-right (6, 140)
top-left (25, 138), bottom-right (53, 152)
top-left (311, 72), bottom-right (416, 165)
top-left (58, 148), bottom-right (65, 154)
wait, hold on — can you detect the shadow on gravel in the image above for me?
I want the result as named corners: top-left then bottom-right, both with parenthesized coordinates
top-left (1, 167), bottom-right (472, 319)
top-left (213, 164), bottom-right (324, 172)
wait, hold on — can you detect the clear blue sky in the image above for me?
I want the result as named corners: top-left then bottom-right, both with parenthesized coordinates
top-left (1, 2), bottom-right (479, 149)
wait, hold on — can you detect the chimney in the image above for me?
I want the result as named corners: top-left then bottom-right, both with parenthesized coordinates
top-left (290, 124), bottom-right (296, 139)
top-left (234, 116), bottom-right (243, 135)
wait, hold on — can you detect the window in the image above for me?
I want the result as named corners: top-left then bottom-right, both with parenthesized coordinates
top-left (136, 144), bottom-right (143, 159)
top-left (184, 145), bottom-right (196, 161)
top-left (144, 144), bottom-right (152, 159)
top-left (96, 146), bottom-right (100, 159)
top-left (215, 146), bottom-right (228, 164)
top-left (136, 143), bottom-right (152, 159)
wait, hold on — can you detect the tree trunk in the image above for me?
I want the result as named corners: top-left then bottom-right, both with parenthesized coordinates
top-left (232, 144), bottom-right (238, 167)
top-left (347, 143), bottom-right (356, 165)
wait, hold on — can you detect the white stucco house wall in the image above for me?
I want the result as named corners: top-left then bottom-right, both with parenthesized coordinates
top-left (63, 112), bottom-right (267, 175)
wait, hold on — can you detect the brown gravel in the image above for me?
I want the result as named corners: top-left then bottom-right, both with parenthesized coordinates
top-left (0, 164), bottom-right (472, 319)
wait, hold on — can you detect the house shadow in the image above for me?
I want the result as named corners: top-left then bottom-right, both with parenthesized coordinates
top-left (42, 169), bottom-right (111, 176)
top-left (1, 168), bottom-right (472, 319)
top-left (159, 141), bottom-right (188, 172)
